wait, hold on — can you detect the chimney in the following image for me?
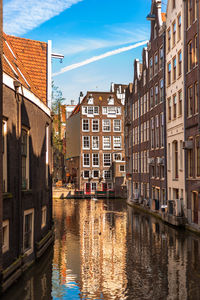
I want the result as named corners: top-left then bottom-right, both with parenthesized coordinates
top-left (79, 91), bottom-right (84, 103)
top-left (71, 100), bottom-right (75, 106)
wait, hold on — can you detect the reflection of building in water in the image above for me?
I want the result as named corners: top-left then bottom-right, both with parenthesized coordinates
top-left (79, 200), bottom-right (127, 299)
top-left (52, 200), bottom-right (80, 298)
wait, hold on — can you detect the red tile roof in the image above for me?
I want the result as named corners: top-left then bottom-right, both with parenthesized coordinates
top-left (3, 33), bottom-right (47, 104)
top-left (70, 104), bottom-right (80, 117)
top-left (161, 13), bottom-right (166, 22)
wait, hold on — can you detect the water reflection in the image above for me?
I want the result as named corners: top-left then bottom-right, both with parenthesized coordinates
top-left (2, 199), bottom-right (200, 299)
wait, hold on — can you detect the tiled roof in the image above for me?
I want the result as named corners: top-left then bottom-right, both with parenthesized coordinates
top-left (3, 33), bottom-right (47, 104)
top-left (161, 13), bottom-right (166, 22)
top-left (70, 104), bottom-right (80, 117)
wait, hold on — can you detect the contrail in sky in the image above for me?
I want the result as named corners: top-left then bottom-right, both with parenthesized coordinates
top-left (53, 40), bottom-right (149, 76)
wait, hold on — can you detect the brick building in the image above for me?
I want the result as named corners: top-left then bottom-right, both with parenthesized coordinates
top-left (0, 33), bottom-right (53, 292)
top-left (184, 0), bottom-right (200, 227)
top-left (66, 91), bottom-right (125, 194)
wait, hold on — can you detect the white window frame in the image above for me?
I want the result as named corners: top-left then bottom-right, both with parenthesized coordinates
top-left (103, 136), bottom-right (111, 150)
top-left (82, 119), bottom-right (90, 132)
top-left (82, 106), bottom-right (87, 115)
top-left (113, 136), bottom-right (122, 150)
top-left (23, 208), bottom-right (34, 256)
top-left (41, 206), bottom-right (47, 229)
top-left (2, 220), bottom-right (9, 254)
top-left (82, 136), bottom-right (90, 150)
top-left (83, 170), bottom-right (90, 179)
top-left (119, 165), bottom-right (125, 172)
top-left (103, 153), bottom-right (111, 167)
top-left (92, 136), bottom-right (99, 150)
top-left (103, 170), bottom-right (112, 180)
top-left (91, 182), bottom-right (97, 191)
top-left (108, 97), bottom-right (114, 105)
top-left (93, 170), bottom-right (99, 178)
top-left (92, 119), bottom-right (99, 132)
top-left (83, 153), bottom-right (90, 167)
top-left (113, 153), bottom-right (122, 161)
top-left (92, 153), bottom-right (99, 167)
top-left (113, 119), bottom-right (121, 132)
top-left (102, 119), bottom-right (111, 132)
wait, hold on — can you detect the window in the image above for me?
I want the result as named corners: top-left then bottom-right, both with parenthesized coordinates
top-left (196, 140), bottom-right (200, 177)
top-left (91, 182), bottom-right (97, 191)
top-left (155, 84), bottom-right (158, 105)
top-left (114, 119), bottom-right (121, 132)
top-left (143, 69), bottom-right (146, 86)
top-left (2, 121), bottom-right (7, 193)
top-left (178, 14), bottom-right (181, 40)
top-left (160, 79), bottom-right (164, 102)
top-left (151, 118), bottom-right (154, 149)
top-left (172, 0), bottom-right (175, 9)
top-left (83, 170), bottom-right (90, 178)
top-left (102, 119), bottom-right (111, 132)
top-left (173, 141), bottom-right (178, 179)
top-left (92, 153), bottom-right (99, 167)
top-left (168, 98), bottom-right (172, 121)
top-left (154, 53), bottom-right (158, 74)
top-left (41, 206), bottom-right (47, 229)
top-left (141, 123), bottom-right (144, 142)
top-left (144, 94), bottom-right (147, 114)
top-left (93, 170), bottom-right (99, 178)
top-left (113, 136), bottom-right (122, 149)
top-left (173, 57), bottom-right (176, 81)
top-left (87, 95), bottom-right (93, 104)
top-left (160, 113), bottom-right (164, 147)
top-left (187, 85), bottom-right (193, 117)
top-left (155, 115), bottom-right (159, 148)
top-left (82, 119), bottom-right (89, 131)
top-left (104, 170), bottom-right (111, 179)
top-left (172, 21), bottom-right (176, 46)
top-left (150, 57), bottom-right (153, 79)
top-left (104, 153), bottom-right (111, 166)
top-left (194, 82), bottom-right (198, 114)
top-left (150, 88), bottom-right (154, 108)
top-left (21, 129), bottom-right (29, 190)
top-left (167, 28), bottom-right (171, 52)
top-left (188, 41), bottom-right (192, 71)
top-left (178, 90), bottom-right (182, 116)
top-left (84, 106), bottom-right (99, 115)
top-left (83, 153), bottom-right (90, 167)
top-left (92, 119), bottom-right (99, 132)
top-left (188, 148), bottom-right (193, 177)
top-left (23, 209), bottom-right (34, 255)
top-left (2, 220), bottom-right (9, 253)
top-left (108, 96), bottom-right (114, 105)
top-left (135, 101), bottom-right (138, 118)
top-left (178, 51), bottom-right (182, 76)
top-left (83, 136), bottom-right (90, 149)
top-left (194, 0), bottom-right (197, 20)
top-left (103, 136), bottom-right (111, 150)
top-left (173, 94), bottom-right (177, 119)
top-left (113, 153), bottom-right (122, 161)
top-left (187, 0), bottom-right (192, 28)
top-left (135, 79), bottom-right (137, 94)
top-left (194, 35), bottom-right (198, 66)
top-left (92, 136), bottom-right (99, 150)
top-left (120, 165), bottom-right (125, 172)
top-left (168, 62), bottom-right (171, 85)
top-left (160, 46), bottom-right (163, 70)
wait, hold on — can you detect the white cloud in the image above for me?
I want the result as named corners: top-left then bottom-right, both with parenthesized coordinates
top-left (4, 0), bottom-right (83, 35)
top-left (53, 40), bottom-right (148, 76)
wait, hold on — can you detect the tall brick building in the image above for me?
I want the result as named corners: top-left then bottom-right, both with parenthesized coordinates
top-left (0, 33), bottom-right (54, 292)
top-left (66, 91), bottom-right (126, 194)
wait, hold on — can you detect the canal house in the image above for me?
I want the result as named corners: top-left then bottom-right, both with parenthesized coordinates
top-left (66, 91), bottom-right (126, 196)
top-left (0, 33), bottom-right (54, 292)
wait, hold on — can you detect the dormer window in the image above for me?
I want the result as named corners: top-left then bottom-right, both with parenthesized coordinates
top-left (87, 95), bottom-right (93, 104)
top-left (108, 96), bottom-right (114, 105)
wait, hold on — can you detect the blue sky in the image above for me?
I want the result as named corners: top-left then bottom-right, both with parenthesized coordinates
top-left (3, 0), bottom-right (166, 104)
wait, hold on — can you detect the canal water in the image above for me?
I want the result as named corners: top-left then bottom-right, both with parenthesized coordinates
top-left (2, 198), bottom-right (200, 300)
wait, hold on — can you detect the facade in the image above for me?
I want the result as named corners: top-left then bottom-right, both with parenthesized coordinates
top-left (166, 0), bottom-right (185, 217)
top-left (0, 0), bottom-right (2, 278)
top-left (0, 33), bottom-right (53, 292)
top-left (127, 0), bottom-right (166, 209)
top-left (66, 91), bottom-right (125, 195)
top-left (110, 83), bottom-right (127, 105)
top-left (184, 0), bottom-right (200, 228)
